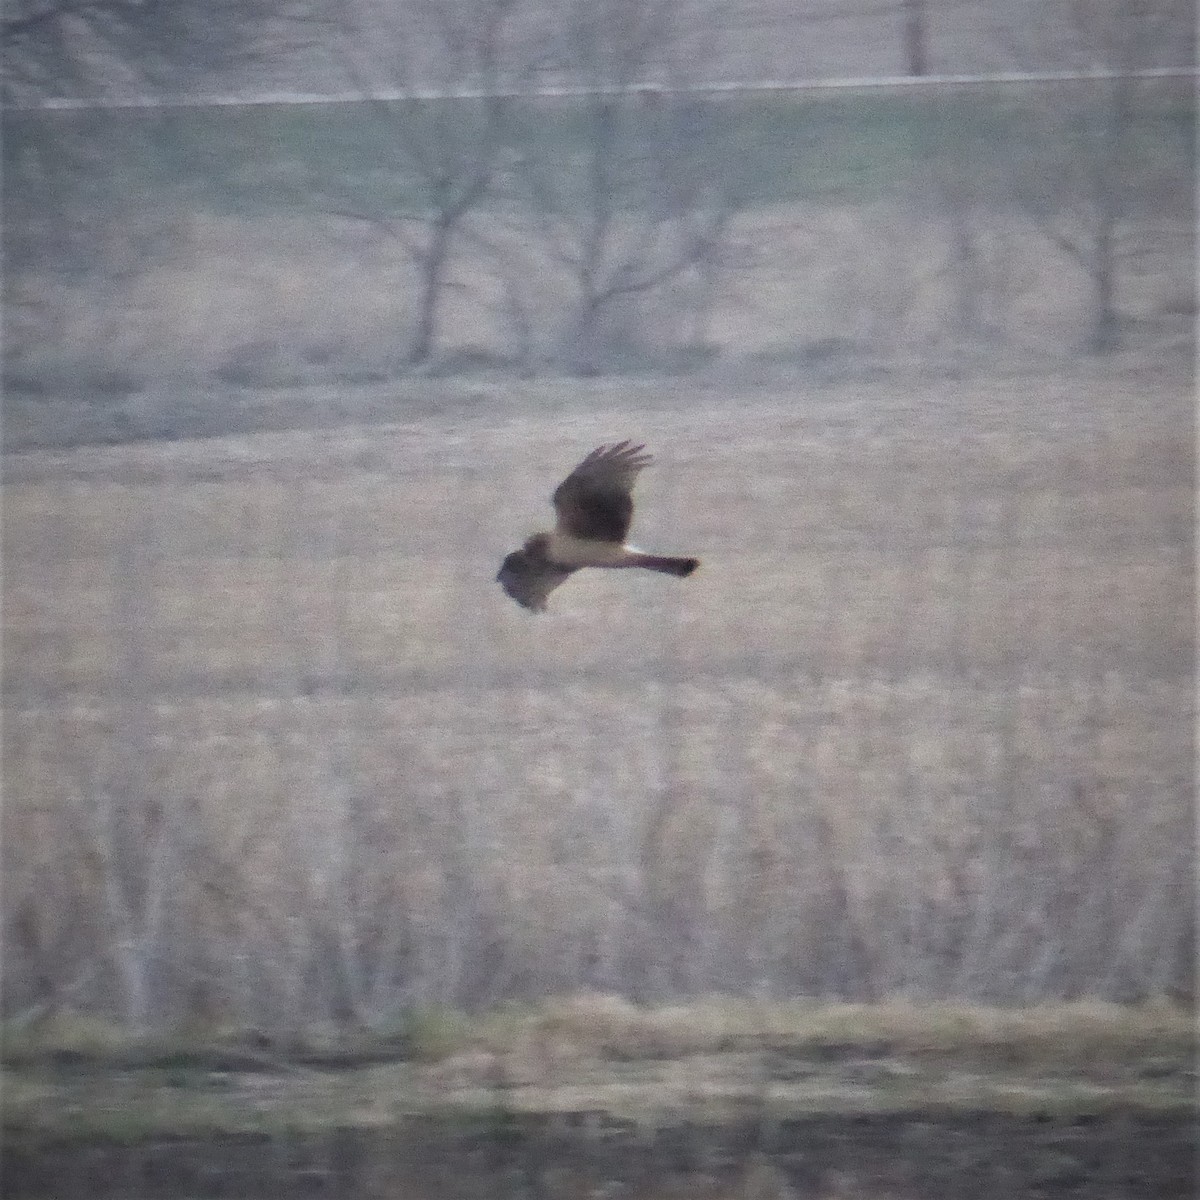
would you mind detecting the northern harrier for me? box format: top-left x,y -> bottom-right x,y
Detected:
497,441 -> 700,612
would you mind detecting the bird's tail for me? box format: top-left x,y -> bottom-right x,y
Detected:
628,553 -> 700,577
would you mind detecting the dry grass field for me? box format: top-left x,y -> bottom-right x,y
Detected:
2,358 -> 1192,1029
4,18 -> 1195,1199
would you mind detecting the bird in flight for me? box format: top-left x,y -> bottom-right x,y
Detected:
497,441 -> 700,612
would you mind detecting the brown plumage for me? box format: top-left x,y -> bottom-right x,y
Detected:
497,441 -> 700,612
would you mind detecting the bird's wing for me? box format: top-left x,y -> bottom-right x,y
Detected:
496,548 -> 577,613
552,441 -> 654,543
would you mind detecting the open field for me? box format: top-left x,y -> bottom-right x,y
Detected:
4,11 -> 1195,1197
2,361 -> 1193,1028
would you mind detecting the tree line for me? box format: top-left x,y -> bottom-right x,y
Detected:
2,0 -> 1192,379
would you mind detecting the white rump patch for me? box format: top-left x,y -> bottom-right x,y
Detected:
546,532 -> 639,567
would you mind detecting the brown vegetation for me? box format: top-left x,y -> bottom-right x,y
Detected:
2,364 -> 1192,1030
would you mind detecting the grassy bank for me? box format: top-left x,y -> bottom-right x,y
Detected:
3,998 -> 1195,1144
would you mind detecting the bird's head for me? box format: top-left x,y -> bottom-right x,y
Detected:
496,545 -> 543,611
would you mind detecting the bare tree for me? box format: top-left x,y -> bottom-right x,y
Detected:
1001,0 -> 1192,353
1,0 -> 322,103
513,0 -> 741,373
902,0 -> 928,76
332,0 -> 525,366
2,0 -> 330,394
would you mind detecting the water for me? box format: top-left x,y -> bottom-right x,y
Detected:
5,1113 -> 1193,1199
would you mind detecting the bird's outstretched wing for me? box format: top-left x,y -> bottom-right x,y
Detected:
496,547 -> 577,613
552,441 -> 654,543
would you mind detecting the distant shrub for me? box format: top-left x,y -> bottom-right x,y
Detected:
213,340 -> 304,388
2,1010 -> 129,1059
423,347 -> 517,377
3,357 -> 144,401
402,1005 -> 472,1062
